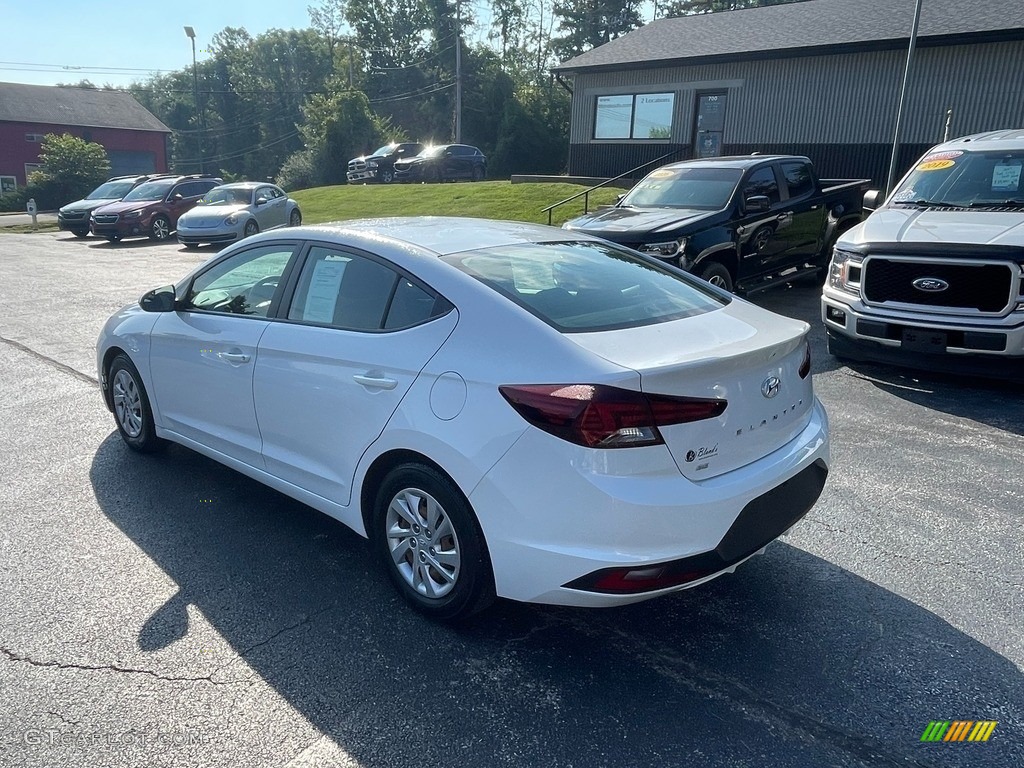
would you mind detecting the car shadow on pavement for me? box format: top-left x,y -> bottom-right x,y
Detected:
89,434 -> 1023,768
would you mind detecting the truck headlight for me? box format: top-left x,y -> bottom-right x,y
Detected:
638,238 -> 687,258
367,160 -> 378,168
828,248 -> 863,295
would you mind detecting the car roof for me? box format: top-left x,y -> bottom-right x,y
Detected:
929,129 -> 1024,153
663,155 -> 807,171
303,216 -> 596,257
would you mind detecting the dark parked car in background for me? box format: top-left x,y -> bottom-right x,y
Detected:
58,174 -> 169,238
90,174 -> 222,243
347,142 -> 425,184
393,144 -> 487,183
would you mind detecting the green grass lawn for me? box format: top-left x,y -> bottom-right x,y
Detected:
0,181 -> 619,235
292,180 -> 622,228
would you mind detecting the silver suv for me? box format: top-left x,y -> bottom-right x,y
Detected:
822,129 -> 1024,381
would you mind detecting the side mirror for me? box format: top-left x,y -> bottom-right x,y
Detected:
255,197 -> 268,206
863,189 -> 881,211
172,193 -> 184,202
616,193 -> 626,204
139,285 -> 176,313
745,195 -> 770,213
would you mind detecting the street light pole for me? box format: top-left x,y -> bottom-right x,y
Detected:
183,26 -> 206,174
885,0 -> 924,197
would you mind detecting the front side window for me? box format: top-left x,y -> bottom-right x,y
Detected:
743,167 -> 780,205
288,246 -> 448,331
595,93 -> 674,140
186,245 -> 296,317
442,241 -> 727,332
891,150 -> 1024,207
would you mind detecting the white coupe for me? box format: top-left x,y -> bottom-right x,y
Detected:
98,217 -> 830,619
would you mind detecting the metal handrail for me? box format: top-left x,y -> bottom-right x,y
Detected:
542,149 -> 685,225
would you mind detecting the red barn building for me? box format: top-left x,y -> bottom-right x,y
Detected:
0,82 -> 170,197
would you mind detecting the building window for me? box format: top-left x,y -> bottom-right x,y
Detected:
25,133 -> 45,142
594,93 -> 674,140
24,163 -> 42,181
0,176 -> 16,197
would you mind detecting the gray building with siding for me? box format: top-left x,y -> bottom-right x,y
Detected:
552,0 -> 1024,185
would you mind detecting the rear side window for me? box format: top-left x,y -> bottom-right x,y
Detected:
288,246 -> 448,331
442,241 -> 727,332
781,162 -> 814,198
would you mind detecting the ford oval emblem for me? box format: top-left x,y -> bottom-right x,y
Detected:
912,277 -> 949,292
761,375 -> 781,399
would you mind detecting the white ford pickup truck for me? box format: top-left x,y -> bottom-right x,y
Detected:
821,129 -> 1024,381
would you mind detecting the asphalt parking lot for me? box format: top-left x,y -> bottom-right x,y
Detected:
0,231 -> 1021,768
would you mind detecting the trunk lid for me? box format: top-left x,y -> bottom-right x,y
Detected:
568,300 -> 814,480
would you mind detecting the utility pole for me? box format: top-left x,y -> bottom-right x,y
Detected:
454,0 -> 462,143
184,26 -> 206,174
885,0 -> 924,197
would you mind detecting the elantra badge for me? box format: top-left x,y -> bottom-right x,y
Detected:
761,376 -> 781,399
912,277 -> 949,292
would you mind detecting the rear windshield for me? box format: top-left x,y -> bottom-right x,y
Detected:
441,240 -> 728,332
123,180 -> 174,202
891,150 -> 1024,207
87,180 -> 135,200
621,167 -> 742,209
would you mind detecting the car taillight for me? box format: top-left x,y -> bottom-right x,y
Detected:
799,343 -> 811,379
498,384 -> 727,449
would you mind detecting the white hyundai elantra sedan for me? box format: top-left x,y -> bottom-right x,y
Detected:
97,217 -> 830,619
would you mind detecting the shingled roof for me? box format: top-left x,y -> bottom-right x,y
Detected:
554,0 -> 1024,72
0,82 -> 170,132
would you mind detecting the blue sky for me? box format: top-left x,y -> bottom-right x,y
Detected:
0,2 -> 323,88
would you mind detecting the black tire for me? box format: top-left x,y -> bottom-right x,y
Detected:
72,229 -> 89,238
471,165 -> 484,182
243,219 -> 259,238
108,354 -> 166,453
150,215 -> 171,241
373,463 -> 495,620
698,260 -> 735,292
380,169 -> 395,184
289,209 -> 302,227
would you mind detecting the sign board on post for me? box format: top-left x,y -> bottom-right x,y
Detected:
26,198 -> 37,228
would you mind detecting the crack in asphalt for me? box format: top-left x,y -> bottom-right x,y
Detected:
216,607 -> 335,677
1,645 -> 243,686
549,616 -> 940,768
0,335 -> 98,386
803,518 -> 1024,588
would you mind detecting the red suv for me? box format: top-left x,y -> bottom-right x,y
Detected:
90,174 -> 222,242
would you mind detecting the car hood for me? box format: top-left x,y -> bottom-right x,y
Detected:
179,204 -> 249,222
61,197 -> 118,213
395,156 -> 427,167
563,206 -> 718,237
93,200 -> 157,215
843,206 -> 1024,247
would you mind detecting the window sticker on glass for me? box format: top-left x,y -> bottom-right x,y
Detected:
991,162 -> 1022,191
304,257 -> 349,323
892,188 -> 916,201
916,159 -> 955,172
921,150 -> 963,162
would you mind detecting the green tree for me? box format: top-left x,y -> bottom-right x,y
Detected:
551,0 -> 643,60
659,0 -> 805,17
28,134 -> 110,208
298,87 -> 392,185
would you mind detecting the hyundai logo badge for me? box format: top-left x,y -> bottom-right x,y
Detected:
912,277 -> 949,293
761,376 -> 781,399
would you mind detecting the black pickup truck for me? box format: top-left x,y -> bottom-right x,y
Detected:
563,155 -> 871,293
347,142 -> 425,184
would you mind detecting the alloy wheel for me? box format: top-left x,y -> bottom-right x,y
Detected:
385,488 -> 461,599
112,369 -> 143,438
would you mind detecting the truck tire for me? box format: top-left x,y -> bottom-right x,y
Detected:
381,169 -> 395,184
699,261 -> 734,292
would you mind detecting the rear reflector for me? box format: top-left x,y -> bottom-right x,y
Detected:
499,384 -> 727,449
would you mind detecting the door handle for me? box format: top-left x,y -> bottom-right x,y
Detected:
218,350 -> 251,364
353,374 -> 398,390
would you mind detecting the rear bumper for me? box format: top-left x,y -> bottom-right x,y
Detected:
471,398 -> 830,606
